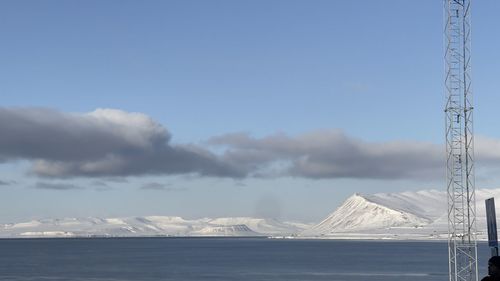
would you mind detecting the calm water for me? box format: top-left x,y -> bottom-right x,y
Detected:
0,238 -> 491,281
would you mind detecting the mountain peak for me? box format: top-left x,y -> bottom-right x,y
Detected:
302,188 -> 500,240
302,191 -> 432,237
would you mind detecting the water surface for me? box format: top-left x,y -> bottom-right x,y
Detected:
0,238 -> 490,281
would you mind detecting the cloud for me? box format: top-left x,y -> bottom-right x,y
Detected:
140,182 -> 185,191
34,182 -> 82,190
0,180 -> 15,186
475,136 -> 500,164
208,130 -> 444,180
206,132 -> 500,180
90,181 -> 114,191
91,180 -> 109,187
0,107 -> 241,178
101,177 -> 129,183
3,107 -> 500,182
234,181 -> 247,187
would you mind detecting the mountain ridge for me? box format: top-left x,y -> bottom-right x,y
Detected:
3,188 -> 500,239
0,216 -> 309,238
301,188 -> 500,240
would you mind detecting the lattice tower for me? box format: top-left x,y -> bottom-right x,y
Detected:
444,0 -> 478,281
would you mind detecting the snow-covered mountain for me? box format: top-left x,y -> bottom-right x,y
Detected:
192,224 -> 261,236
208,217 -> 305,235
301,188 -> 500,240
3,188 -> 500,239
303,193 -> 431,234
0,216 -> 309,238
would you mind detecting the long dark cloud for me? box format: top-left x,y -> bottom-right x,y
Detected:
208,130 -> 444,180
207,131 -> 500,180
2,107 -> 499,181
0,107 -> 241,178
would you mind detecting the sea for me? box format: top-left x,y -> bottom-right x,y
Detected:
0,237 -> 491,281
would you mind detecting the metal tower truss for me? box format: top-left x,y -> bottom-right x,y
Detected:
444,0 -> 478,281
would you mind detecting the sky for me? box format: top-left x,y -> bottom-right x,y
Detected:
1,0 -> 500,224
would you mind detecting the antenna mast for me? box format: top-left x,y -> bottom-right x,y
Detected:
444,0 -> 478,280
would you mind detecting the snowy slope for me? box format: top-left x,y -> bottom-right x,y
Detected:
208,217 -> 304,235
0,216 -> 309,238
192,224 -> 262,236
302,188 -> 500,240
3,188 -> 500,239
301,193 -> 431,236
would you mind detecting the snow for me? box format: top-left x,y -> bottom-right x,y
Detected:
0,216 -> 309,238
7,220 -> 43,229
105,218 -> 126,225
301,193 -> 430,237
3,188 -> 500,239
20,231 -> 75,237
301,188 -> 500,240
207,217 -> 305,235
192,224 -> 262,236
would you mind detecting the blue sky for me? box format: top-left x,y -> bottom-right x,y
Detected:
1,1 -> 500,223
